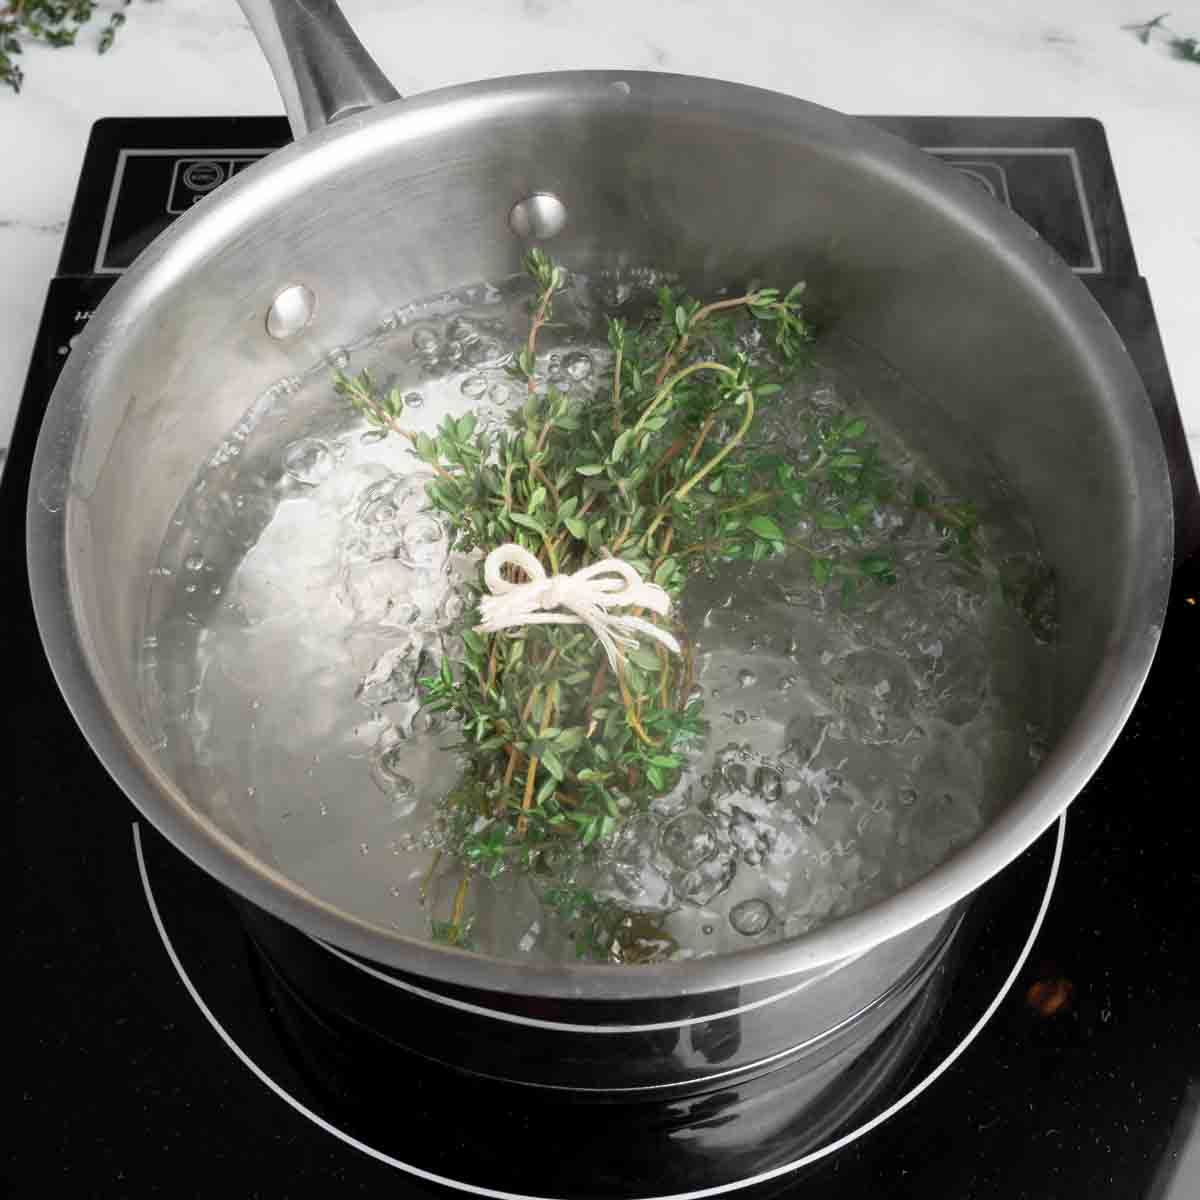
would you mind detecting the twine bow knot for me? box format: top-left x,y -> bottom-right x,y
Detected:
475,544 -> 682,671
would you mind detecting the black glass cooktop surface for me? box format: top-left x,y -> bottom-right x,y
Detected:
9,115 -> 1199,1199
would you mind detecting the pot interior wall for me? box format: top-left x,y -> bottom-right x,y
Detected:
44,75 -> 1168,973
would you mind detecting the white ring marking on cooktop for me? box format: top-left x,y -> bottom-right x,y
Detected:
135,815 -> 1064,1200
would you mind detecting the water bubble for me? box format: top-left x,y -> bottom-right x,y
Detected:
184,583 -> 198,594
563,351 -> 593,380
360,843 -> 370,855
389,473 -> 435,514
356,642 -> 418,707
412,327 -> 439,355
702,924 -> 715,936
326,347 -> 350,369
184,554 -> 205,572
737,669 -> 757,689
282,438 -> 335,486
397,515 -> 447,570
591,814 -> 675,913
755,767 -> 784,803
728,807 -> 770,863
459,335 -> 490,365
384,600 -> 421,628
487,383 -> 512,406
403,391 -> 424,409
357,486 -> 400,529
470,337 -> 506,366
661,811 -> 718,870
361,429 -> 387,445
371,726 -> 418,812
460,374 -> 488,400
720,758 -> 749,790
678,854 -> 737,906
733,710 -> 749,725
390,775 -> 416,805
729,898 -> 773,936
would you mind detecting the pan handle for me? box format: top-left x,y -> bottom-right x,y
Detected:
237,0 -> 401,139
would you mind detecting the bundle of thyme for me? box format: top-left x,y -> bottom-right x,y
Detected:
335,252 -> 978,959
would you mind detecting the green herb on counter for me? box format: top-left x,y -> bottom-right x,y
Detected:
1167,35 -> 1199,62
2,1 -> 133,94
1123,13 -> 1200,62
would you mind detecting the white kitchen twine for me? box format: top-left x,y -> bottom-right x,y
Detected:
475,543 -> 681,671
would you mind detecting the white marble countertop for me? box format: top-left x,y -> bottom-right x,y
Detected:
2,0 -> 1198,473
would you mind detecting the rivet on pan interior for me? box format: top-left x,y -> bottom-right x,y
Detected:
508,193 -> 568,240
266,284 -> 317,339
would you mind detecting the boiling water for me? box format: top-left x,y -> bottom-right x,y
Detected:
141,271 -> 1057,963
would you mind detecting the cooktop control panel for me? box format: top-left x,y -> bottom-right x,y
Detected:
59,115 -> 1132,279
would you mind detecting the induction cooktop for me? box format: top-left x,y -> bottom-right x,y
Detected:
8,115 -> 1199,1199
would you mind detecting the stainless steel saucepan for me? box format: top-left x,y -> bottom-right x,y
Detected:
26,0 -> 1172,1093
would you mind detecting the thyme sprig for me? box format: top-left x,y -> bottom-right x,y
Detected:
1123,13 -> 1200,62
2,1 -> 131,94
338,252 -> 978,958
